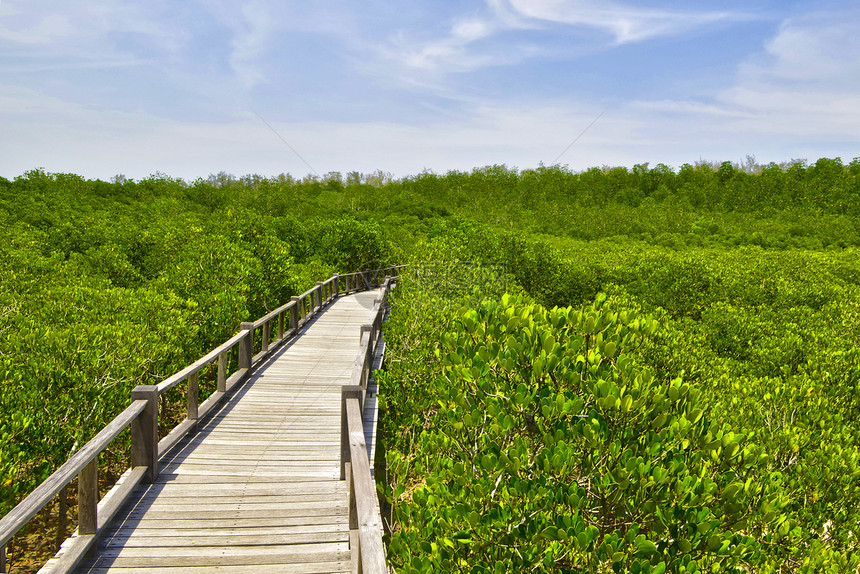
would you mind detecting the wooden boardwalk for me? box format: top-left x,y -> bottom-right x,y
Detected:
57,289 -> 383,574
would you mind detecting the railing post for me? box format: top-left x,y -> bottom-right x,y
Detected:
278,311 -> 285,340
316,282 -> 324,310
187,371 -> 199,423
334,274 -> 340,298
217,351 -> 227,393
77,458 -> 98,535
290,297 -> 299,332
131,385 -> 159,483
262,320 -> 270,353
239,323 -> 254,370
1,544 -> 5,574
341,386 -> 363,480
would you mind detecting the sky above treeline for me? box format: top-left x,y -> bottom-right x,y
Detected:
2,0 -> 859,181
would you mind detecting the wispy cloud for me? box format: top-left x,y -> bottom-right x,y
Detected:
387,16 -> 503,74
0,12 -> 73,45
718,11 -> 860,137
504,0 -> 739,44
620,9 -> 860,163
0,0 -> 184,65
228,2 -> 275,90
382,0 -> 743,81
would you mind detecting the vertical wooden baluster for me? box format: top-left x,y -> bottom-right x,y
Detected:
334,274 -> 340,299
78,458 -> 98,535
290,297 -> 299,333
55,484 -> 67,552
132,385 -> 159,483
262,321 -> 270,353
316,282 -> 324,311
217,351 -> 227,393
239,323 -> 254,371
1,544 -> 6,574
187,371 -> 199,424
278,311 -> 284,341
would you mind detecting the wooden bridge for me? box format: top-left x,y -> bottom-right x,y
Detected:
0,268 -> 403,574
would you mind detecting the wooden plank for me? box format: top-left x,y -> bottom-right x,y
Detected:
80,562 -> 351,574
94,542 -> 349,559
108,516 -> 346,530
107,525 -> 347,538
100,532 -> 348,548
81,563 -> 350,574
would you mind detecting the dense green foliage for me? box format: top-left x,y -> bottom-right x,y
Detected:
3,157 -> 860,571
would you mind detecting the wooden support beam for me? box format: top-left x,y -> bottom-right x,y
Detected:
278,311 -> 284,340
217,351 -> 227,393
77,458 -> 98,535
239,323 -> 254,370
290,297 -> 299,332
131,386 -> 159,483
262,320 -> 271,353
187,371 -> 199,422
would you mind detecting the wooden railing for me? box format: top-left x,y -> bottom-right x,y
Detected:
0,265 -> 404,574
341,276 -> 395,574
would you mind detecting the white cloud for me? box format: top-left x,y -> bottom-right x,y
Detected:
615,10 -> 860,165
716,12 -> 860,138
504,0 -> 737,44
228,2 -> 275,90
0,1 -> 185,69
383,0 -> 742,82
389,16 -> 503,73
192,0 -> 278,91
0,12 -> 73,45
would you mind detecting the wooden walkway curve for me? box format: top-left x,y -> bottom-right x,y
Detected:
67,289 -> 381,573
0,268 -> 400,574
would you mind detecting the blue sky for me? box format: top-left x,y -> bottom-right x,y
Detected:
2,0 -> 859,181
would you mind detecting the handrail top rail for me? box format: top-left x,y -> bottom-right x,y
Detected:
296,284 -> 319,301
252,300 -> 296,329
0,399 -> 148,547
156,329 -> 248,393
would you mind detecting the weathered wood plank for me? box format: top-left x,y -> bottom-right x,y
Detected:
108,522 -> 347,539
79,560 -> 350,574
100,532 -> 348,548
109,516 -> 346,529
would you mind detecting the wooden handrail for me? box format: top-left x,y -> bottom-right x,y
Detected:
0,265 -> 404,574
343,390 -> 387,574
340,274 -> 396,573
0,400 -> 147,548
